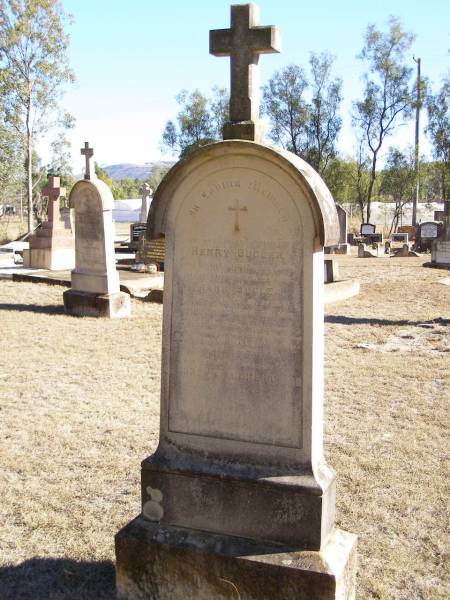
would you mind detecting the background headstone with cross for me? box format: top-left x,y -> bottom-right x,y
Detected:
116,4 -> 356,599
129,183 -> 153,251
63,144 -> 131,318
22,175 -> 75,270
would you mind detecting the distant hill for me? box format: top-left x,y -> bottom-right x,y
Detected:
103,161 -> 174,181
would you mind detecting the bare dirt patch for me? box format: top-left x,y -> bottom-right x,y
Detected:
0,256 -> 449,599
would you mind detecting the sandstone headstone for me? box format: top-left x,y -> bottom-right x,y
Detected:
63,143 -> 131,318
22,175 -> 75,270
431,201 -> 450,267
116,6 -> 356,599
116,138 -> 356,600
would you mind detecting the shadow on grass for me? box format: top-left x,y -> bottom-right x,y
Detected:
325,315 -> 450,327
0,558 -> 116,600
0,303 -> 65,315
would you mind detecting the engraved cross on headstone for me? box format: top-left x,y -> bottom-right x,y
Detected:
81,142 -> 95,180
210,3 -> 281,141
42,175 -> 66,224
228,198 -> 248,232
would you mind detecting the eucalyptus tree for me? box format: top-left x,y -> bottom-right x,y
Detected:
0,0 -> 75,232
161,87 -> 228,158
353,16 -> 415,222
426,76 -> 450,201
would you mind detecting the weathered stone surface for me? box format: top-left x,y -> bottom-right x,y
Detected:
22,175 -> 75,270
70,179 -> 119,295
141,456 -> 335,549
63,289 -> 131,318
324,258 -> 339,283
64,144 -> 131,318
115,518 -> 357,600
210,4 -> 281,140
336,205 -> 347,244
116,10 -> 357,594
324,279 -> 360,304
416,221 -> 441,253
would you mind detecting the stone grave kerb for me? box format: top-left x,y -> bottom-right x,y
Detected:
210,3 -> 281,141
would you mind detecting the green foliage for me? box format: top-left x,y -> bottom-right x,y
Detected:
262,55 -> 342,176
262,64 -> 309,155
379,147 -> 415,233
0,118 -> 22,204
0,0 -> 75,231
94,163 -> 113,188
161,87 -> 229,157
111,178 -> 141,200
323,157 -> 358,205
353,16 -> 415,221
426,76 -> 450,200
147,164 -> 171,191
305,53 -> 342,174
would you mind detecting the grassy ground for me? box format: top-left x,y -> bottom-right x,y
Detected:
0,256 -> 449,599
0,217 -> 28,244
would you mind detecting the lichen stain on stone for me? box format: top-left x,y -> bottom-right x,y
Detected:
143,486 -> 164,521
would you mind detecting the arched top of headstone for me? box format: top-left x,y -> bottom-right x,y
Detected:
147,140 -> 339,247
68,177 -> 115,211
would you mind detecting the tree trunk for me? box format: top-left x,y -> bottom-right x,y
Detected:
365,152 -> 379,223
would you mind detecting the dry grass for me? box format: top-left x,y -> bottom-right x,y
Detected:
0,217 -> 28,244
0,256 -> 449,599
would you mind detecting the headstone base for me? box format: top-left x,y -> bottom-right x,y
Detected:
141,454 -> 335,550
63,289 -> 130,318
324,279 -> 360,304
431,242 -> 450,267
22,247 -> 75,270
115,517 -> 357,600
223,120 -> 256,141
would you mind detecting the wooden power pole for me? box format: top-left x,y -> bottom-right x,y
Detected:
412,57 -> 421,226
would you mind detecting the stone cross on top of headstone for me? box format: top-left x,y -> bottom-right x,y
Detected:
81,142 -> 96,180
42,175 -> 66,224
210,3 -> 281,141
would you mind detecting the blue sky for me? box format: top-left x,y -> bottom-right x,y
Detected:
39,0 -> 450,170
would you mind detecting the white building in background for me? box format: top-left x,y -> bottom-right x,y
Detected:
113,198 -> 153,223
343,201 -> 444,228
